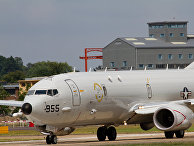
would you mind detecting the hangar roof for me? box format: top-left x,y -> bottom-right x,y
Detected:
119,37 -> 194,48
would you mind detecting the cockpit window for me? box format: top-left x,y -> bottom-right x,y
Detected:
53,89 -> 58,95
35,90 -> 47,95
27,90 -> 35,95
47,89 -> 53,96
47,89 -> 59,96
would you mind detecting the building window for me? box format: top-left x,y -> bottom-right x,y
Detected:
148,64 -> 153,68
180,33 -> 184,37
178,54 -> 183,59
168,54 -> 173,60
122,61 -> 127,67
156,64 -> 165,69
168,24 -> 186,28
110,62 -> 115,67
169,33 -> 174,37
149,34 -> 154,38
188,54 -> 193,59
160,34 -> 165,37
149,25 -> 164,29
139,64 -> 144,68
168,24 -> 176,28
177,24 -> 185,28
158,54 -> 163,60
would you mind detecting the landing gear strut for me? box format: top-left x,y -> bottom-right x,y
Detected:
164,130 -> 185,139
46,135 -> 57,144
97,126 -> 117,141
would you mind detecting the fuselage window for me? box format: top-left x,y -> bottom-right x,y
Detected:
35,90 -> 47,95
27,90 -> 35,95
53,89 -> 58,95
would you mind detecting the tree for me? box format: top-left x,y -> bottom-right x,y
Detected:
0,56 -> 24,76
0,86 -> 10,100
0,106 -> 11,116
26,61 -> 73,77
2,70 -> 25,83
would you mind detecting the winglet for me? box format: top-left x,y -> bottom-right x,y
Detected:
185,62 -> 194,70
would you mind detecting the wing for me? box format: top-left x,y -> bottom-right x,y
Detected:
132,99 -> 194,114
127,99 -> 194,124
0,100 -> 24,107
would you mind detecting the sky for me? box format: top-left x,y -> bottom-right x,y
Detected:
0,0 -> 194,71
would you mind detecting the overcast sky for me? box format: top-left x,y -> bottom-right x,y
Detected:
0,0 -> 194,71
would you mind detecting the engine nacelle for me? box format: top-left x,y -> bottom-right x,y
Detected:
153,104 -> 193,131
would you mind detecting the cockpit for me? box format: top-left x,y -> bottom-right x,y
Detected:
27,89 -> 59,96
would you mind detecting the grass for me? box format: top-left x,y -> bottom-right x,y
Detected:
0,138 -> 43,142
0,130 -> 41,136
1,124 -> 194,136
72,125 -> 164,135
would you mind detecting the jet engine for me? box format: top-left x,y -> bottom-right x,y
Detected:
153,104 -> 193,131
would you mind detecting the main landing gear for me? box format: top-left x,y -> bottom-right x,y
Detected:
97,126 -> 117,141
46,135 -> 57,144
164,130 -> 185,139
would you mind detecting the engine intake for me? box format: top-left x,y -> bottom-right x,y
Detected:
153,104 -> 193,131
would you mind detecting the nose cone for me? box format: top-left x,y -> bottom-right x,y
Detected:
21,103 -> 32,115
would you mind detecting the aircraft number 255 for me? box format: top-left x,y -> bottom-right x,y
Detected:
45,104 -> 60,112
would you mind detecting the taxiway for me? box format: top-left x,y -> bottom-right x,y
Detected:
1,132 -> 194,146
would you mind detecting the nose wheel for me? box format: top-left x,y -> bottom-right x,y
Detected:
46,135 -> 57,144
97,126 -> 117,141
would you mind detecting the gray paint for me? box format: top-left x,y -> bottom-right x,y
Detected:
148,21 -> 188,42
103,21 -> 194,70
103,38 -> 136,69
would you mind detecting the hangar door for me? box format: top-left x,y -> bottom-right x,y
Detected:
65,79 -> 81,106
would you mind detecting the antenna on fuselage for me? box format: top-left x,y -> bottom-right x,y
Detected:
144,66 -> 147,71
73,67 -> 76,72
130,66 -> 133,71
89,68 -> 92,72
178,66 -> 180,70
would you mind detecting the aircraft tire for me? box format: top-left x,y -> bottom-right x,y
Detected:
107,126 -> 117,141
97,126 -> 107,141
46,135 -> 52,144
164,131 -> 174,139
175,130 -> 184,138
51,135 -> 57,144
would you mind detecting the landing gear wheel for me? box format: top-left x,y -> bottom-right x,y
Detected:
46,135 -> 52,144
97,126 -> 107,141
51,135 -> 57,144
46,135 -> 57,144
107,126 -> 117,141
175,130 -> 184,138
164,131 -> 174,139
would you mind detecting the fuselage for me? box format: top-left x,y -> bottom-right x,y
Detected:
24,69 -> 194,129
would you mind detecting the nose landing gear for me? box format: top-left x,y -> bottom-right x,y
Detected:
97,126 -> 117,141
46,135 -> 57,144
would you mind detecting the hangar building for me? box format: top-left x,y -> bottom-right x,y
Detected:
103,21 -> 194,70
